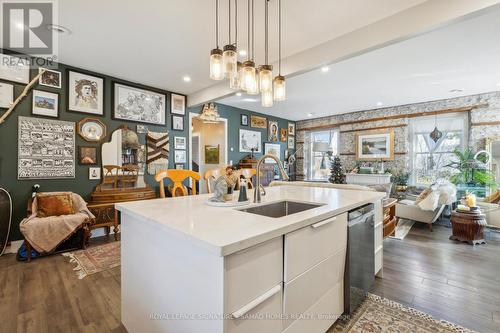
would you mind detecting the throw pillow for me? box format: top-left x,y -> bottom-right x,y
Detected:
415,187 -> 432,205
416,185 -> 440,211
36,193 -> 74,218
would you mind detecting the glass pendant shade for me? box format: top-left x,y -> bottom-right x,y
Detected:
210,49 -> 224,80
241,60 -> 256,92
247,69 -> 260,95
261,89 -> 273,107
273,75 -> 286,101
259,65 -> 273,93
229,62 -> 242,90
222,45 -> 237,78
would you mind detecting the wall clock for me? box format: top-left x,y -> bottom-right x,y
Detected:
77,117 -> 107,142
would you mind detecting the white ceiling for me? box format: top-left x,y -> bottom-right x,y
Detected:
51,0 -> 427,94
219,5 -> 500,120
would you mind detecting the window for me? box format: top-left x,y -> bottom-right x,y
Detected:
409,113 -> 468,186
304,129 -> 339,180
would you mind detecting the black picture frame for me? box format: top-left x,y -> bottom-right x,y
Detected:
66,69 -> 105,116
241,114 -> 248,126
31,89 -> 60,119
171,115 -> 184,131
78,146 -> 98,165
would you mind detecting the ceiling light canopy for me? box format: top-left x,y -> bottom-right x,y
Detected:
183,76 -> 191,82
321,66 -> 330,73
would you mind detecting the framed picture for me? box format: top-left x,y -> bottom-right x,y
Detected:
39,68 -> 62,88
113,82 -> 166,124
268,120 -> 278,142
0,54 -> 29,84
241,114 -> 248,126
239,129 -> 262,153
205,145 -> 220,164
264,143 -> 281,164
280,128 -> 287,142
136,124 -> 149,134
175,164 -> 184,170
288,123 -> 295,136
79,146 -> 98,165
89,167 -> 101,180
251,115 -> 267,129
174,136 -> 186,149
68,70 -> 104,115
288,136 -> 295,149
32,90 -> 58,118
77,117 -> 107,142
0,82 -> 14,109
171,93 -> 186,115
172,115 -> 184,131
174,150 -> 186,163
355,130 -> 394,161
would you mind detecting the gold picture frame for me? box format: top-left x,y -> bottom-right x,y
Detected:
250,115 -> 267,129
355,129 -> 394,161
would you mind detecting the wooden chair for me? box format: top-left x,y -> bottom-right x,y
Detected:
120,164 -> 139,188
154,169 -> 201,198
240,168 -> 257,189
101,165 -> 121,189
204,167 -> 224,193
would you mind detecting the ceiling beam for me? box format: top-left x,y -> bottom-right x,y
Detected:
188,0 -> 500,107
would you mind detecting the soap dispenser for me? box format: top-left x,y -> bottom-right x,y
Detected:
238,175 -> 248,202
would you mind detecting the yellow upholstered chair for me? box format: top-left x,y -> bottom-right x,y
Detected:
154,169 -> 201,198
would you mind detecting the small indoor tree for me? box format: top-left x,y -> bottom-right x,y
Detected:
329,155 -> 345,184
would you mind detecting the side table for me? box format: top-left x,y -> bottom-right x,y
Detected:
382,198 -> 398,238
450,209 -> 487,245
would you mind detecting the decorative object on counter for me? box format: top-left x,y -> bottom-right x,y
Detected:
250,115 -> 267,129
355,129 -> 394,161
89,167 -> 101,180
329,155 -> 345,184
287,136 -> 295,149
240,114 -> 248,126
0,188 -> 12,256
174,136 -> 186,149
0,82 -> 14,108
77,117 -> 106,142
136,124 -> 149,134
79,146 -> 98,165
280,128 -> 287,142
209,175 -> 228,203
224,185 -> 234,202
32,89 -> 59,118
0,53 -> 30,83
146,131 -> 169,175
264,143 -> 281,163
171,93 -> 186,115
288,122 -> 295,136
18,116 -> 75,179
268,120 -> 278,141
205,144 -> 220,164
199,103 -> 221,123
450,208 -> 487,245
204,167 -> 224,193
68,70 -> 104,115
113,82 -> 166,124
172,115 -> 184,130
155,169 -> 200,197
239,129 -> 262,153
238,176 -> 248,202
38,68 -> 62,88
174,150 -> 186,163
63,241 -> 120,279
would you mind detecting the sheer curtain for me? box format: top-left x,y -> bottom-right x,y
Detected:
304,129 -> 339,181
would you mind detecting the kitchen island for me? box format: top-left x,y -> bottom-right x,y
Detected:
116,185 -> 385,333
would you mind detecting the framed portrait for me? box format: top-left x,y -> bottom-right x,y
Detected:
264,143 -> 281,164
0,82 -> 14,109
0,54 -> 29,84
113,82 -> 166,124
136,124 -> 149,134
68,70 -> 104,115
39,68 -> 62,88
89,167 -> 101,180
241,114 -> 248,126
250,115 -> 267,129
174,150 -> 186,163
79,146 -> 98,165
288,122 -> 296,136
171,93 -> 186,115
174,136 -> 186,149
280,128 -> 287,142
32,90 -> 58,118
288,136 -> 295,149
205,145 -> 220,164
355,130 -> 394,161
239,129 -> 261,153
77,117 -> 107,142
172,115 -> 184,131
268,120 -> 278,142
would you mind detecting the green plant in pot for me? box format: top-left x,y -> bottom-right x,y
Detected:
392,171 -> 411,192
446,148 -> 496,190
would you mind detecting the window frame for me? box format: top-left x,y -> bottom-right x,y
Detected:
304,128 -> 339,181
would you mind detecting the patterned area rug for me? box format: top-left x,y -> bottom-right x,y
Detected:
330,293 -> 476,333
62,241 -> 120,279
389,219 -> 415,240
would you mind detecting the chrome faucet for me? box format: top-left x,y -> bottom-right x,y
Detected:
254,154 -> 289,203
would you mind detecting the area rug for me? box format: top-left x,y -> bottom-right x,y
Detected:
62,241 -> 120,279
330,293 -> 476,333
389,219 -> 414,240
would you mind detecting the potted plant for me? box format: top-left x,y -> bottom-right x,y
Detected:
392,171 -> 411,192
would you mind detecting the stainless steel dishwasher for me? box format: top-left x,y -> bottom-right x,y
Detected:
343,203 -> 375,315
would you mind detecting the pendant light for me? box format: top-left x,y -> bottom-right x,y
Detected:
259,0 -> 273,106
229,0 -> 241,89
246,0 -> 259,95
210,0 -> 224,80
242,0 -> 257,93
222,0 -> 237,78
429,113 -> 443,143
273,0 -> 285,101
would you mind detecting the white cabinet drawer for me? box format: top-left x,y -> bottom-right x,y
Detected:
226,284 -> 282,333
283,249 -> 346,329
224,237 -> 283,314
284,213 -> 347,282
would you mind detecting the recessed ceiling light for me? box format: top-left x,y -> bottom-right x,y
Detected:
321,66 -> 329,73
46,24 -> 71,35
376,102 -> 383,107
236,92 -> 242,97
238,50 -> 247,57
450,89 -> 463,93
307,113 -> 314,117
183,76 -> 191,82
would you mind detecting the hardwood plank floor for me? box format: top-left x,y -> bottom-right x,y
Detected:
1,225 -> 499,333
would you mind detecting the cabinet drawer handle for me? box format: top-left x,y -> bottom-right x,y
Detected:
231,284 -> 281,319
311,217 -> 336,229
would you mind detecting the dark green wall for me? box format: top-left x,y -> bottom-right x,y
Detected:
0,56 -> 295,241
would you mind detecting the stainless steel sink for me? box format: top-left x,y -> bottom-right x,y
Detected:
238,200 -> 324,218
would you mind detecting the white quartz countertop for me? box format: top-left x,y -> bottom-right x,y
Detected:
116,186 -> 385,256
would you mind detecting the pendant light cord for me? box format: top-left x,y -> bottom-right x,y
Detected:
264,0 -> 268,65
247,0 -> 250,60
228,0 -> 232,44
252,0 -> 255,61
278,0 -> 281,74
216,0 -> 219,48
234,0 -> 238,47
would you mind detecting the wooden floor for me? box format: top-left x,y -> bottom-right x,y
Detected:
1,225 -> 499,333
